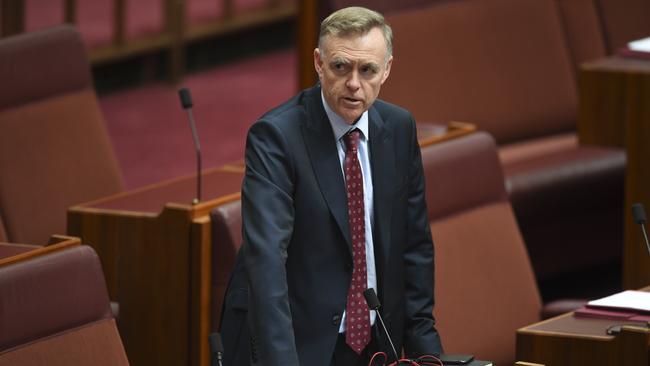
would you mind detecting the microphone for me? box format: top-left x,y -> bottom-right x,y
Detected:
632,203 -> 650,256
178,88 -> 202,205
363,288 -> 401,364
209,332 -> 224,366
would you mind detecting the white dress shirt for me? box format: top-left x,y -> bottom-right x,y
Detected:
321,92 -> 377,332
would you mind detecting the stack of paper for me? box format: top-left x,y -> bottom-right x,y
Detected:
628,37 -> 650,53
618,36 -> 650,60
574,290 -> 650,322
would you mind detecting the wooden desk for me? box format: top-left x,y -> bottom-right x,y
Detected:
578,56 -> 650,289
67,122 -> 476,366
68,165 -> 244,366
517,286 -> 650,366
517,310 -> 649,365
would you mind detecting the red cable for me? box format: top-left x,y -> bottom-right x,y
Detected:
368,352 -> 443,366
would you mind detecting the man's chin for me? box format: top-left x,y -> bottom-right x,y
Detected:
338,108 -> 364,124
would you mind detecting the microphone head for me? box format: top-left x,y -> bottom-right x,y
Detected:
363,288 -> 381,310
632,203 -> 647,224
178,88 -> 193,109
209,332 -> 224,354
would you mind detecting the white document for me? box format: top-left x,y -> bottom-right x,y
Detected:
588,290 -> 650,312
628,37 -> 650,52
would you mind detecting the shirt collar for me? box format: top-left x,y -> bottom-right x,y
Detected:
321,90 -> 369,142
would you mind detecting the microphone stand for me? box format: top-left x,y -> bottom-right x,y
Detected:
209,332 -> 224,366
178,88 -> 202,204
363,289 -> 401,364
632,203 -> 650,256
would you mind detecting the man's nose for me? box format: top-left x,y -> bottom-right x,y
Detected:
346,71 -> 361,90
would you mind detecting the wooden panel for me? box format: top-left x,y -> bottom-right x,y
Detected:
297,0 -> 319,90
67,205 -> 193,366
165,0 -> 184,84
113,0 -> 126,45
517,325 -> 649,365
190,216 -> 212,366
624,69 -> 650,289
64,0 -> 76,24
67,166 -> 243,366
223,0 -> 234,18
578,66 -> 626,147
2,0 -> 296,82
517,287 -> 650,366
0,0 -> 24,37
185,4 -> 296,42
577,56 -> 650,289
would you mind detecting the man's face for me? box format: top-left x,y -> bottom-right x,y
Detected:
314,27 -> 393,124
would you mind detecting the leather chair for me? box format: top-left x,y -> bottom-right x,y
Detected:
0,25 -> 123,245
210,199 -> 244,331
379,0 -> 625,295
421,132 -> 543,366
0,243 -> 129,365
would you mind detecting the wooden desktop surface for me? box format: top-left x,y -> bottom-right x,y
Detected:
517,287 -> 650,366
578,55 -> 650,289
67,121 -> 475,366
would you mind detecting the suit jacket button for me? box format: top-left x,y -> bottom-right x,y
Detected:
332,314 -> 341,325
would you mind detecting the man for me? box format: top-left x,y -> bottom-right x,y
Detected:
220,6 -> 443,366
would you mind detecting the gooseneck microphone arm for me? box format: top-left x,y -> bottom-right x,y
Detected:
178,88 -> 202,204
209,332 -> 224,366
632,203 -> 650,256
363,288 -> 401,363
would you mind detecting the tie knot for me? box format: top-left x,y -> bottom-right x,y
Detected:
343,129 -> 361,153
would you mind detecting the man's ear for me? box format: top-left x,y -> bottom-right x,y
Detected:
381,55 -> 393,85
314,48 -> 323,80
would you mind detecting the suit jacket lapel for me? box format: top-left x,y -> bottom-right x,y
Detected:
368,106 -> 395,293
301,87 -> 353,252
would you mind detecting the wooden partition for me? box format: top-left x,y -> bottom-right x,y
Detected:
1,0 -> 296,82
517,288 -> 650,366
578,56 -> 650,289
68,165 -> 244,366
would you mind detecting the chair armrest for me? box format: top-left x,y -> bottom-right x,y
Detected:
0,243 -> 40,259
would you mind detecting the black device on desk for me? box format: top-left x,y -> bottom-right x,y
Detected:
439,355 -> 493,366
439,354 -> 474,365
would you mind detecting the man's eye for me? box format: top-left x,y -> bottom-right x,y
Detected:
334,63 -> 345,70
361,66 -> 377,75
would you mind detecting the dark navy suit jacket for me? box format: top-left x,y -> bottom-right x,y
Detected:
220,85 -> 443,366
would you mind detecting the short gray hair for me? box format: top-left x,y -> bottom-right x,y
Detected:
318,6 -> 393,57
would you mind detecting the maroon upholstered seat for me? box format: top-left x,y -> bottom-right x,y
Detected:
0,244 -> 129,365
555,0 -> 608,69
421,132 -> 542,366
0,25 -> 123,245
210,199 -> 243,331
380,0 -> 625,291
0,242 -> 40,259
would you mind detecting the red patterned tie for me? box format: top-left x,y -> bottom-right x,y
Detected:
343,129 -> 371,354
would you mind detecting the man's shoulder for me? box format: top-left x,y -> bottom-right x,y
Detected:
256,86 -> 318,129
372,98 -> 415,134
372,98 -> 413,122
